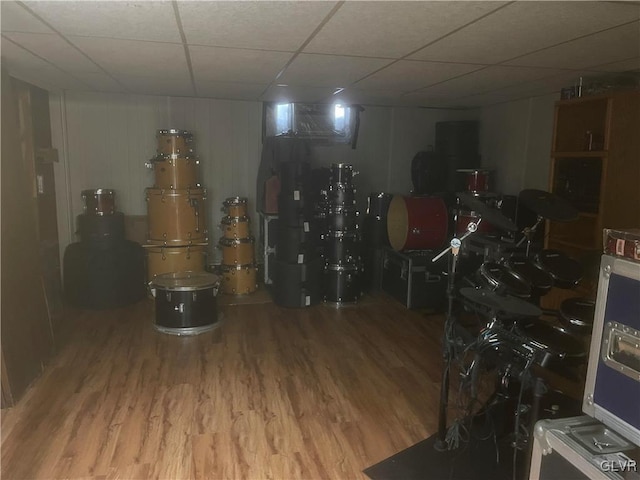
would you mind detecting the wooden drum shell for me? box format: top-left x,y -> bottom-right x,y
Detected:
386,195 -> 448,251
219,237 -> 255,265
221,216 -> 251,239
222,197 -> 248,218
151,156 -> 199,190
146,245 -> 207,280
156,129 -> 193,155
146,188 -> 207,245
220,264 -> 258,295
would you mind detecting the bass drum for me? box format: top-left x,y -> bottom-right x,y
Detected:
220,264 -> 257,295
146,244 -> 207,280
387,196 -> 448,251
146,188 -> 207,245
147,154 -> 199,189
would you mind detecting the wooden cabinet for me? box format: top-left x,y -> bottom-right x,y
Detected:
544,91 -> 640,307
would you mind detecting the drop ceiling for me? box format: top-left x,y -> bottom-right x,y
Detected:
1,1 -> 639,108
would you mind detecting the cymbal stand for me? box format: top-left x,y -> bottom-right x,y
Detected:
433,222 -> 478,452
516,215 -> 544,257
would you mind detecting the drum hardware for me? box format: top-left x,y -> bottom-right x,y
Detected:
457,192 -> 518,233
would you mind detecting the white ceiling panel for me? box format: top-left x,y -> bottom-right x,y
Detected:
278,53 -> 391,88
190,46 -> 292,84
1,36 -> 54,70
178,1 -> 337,51
3,32 -> 101,73
409,1 -> 640,64
506,22 -> 640,70
196,81 -> 268,101
71,71 -> 127,93
413,66 -> 571,98
305,1 -> 506,59
335,88 -> 421,107
589,57 -> 640,72
69,37 -> 188,79
1,1 -> 54,34
9,65 -> 92,91
117,74 -> 194,97
261,85 -> 337,103
355,60 -> 484,91
22,0 -> 181,43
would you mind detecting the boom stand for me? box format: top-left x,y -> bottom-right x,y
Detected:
432,223 -> 477,451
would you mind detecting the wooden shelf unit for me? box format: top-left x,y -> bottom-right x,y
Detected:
544,90 -> 640,308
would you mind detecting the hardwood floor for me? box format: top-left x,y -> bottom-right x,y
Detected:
1,294 -> 448,479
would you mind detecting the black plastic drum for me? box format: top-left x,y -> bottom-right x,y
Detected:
327,206 -> 360,231
277,192 -> 315,226
330,163 -> 355,185
279,161 -> 311,193
479,262 -> 532,298
559,297 -> 595,335
519,321 -> 587,368
149,271 -> 220,335
325,231 -> 361,265
505,257 -> 554,297
327,183 -> 356,206
534,249 -> 583,289
325,264 -> 362,304
273,258 -> 323,308
363,216 -> 389,248
77,212 -> 125,249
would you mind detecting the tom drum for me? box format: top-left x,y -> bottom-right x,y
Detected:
146,188 -> 207,245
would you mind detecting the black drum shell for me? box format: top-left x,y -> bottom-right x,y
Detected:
77,212 -> 125,249
366,192 -> 393,218
327,207 -> 360,231
325,265 -> 362,303
330,163 -> 354,185
325,232 -> 361,265
327,184 -> 356,206
154,286 -> 218,329
362,216 -> 389,249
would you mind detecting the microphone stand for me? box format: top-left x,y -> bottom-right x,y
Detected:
433,222 -> 478,451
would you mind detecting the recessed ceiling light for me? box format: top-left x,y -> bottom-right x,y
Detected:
333,88 -> 345,95
276,84 -> 288,87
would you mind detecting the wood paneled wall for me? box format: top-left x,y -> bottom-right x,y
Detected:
49,91 -> 480,264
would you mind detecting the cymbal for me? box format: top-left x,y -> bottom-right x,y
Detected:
460,287 -> 542,317
518,189 -> 578,222
457,192 -> 518,232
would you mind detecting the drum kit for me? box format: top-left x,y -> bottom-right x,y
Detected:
433,186 -> 596,453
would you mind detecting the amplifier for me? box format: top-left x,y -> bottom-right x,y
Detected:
583,254 -> 640,447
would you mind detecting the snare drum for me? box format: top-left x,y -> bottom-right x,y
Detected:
534,249 -> 583,289
222,197 -> 248,218
457,169 -> 492,194
145,244 -> 207,280
479,262 -> 531,298
149,271 -> 220,336
146,188 -> 207,245
218,237 -> 255,265
82,189 -> 115,215
156,129 -> 193,155
220,264 -> 258,295
147,154 -> 199,189
387,195 -> 448,251
220,215 -> 251,239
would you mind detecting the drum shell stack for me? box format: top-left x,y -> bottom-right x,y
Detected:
218,197 -> 258,295
273,161 -> 323,308
65,189 -> 145,308
323,163 -> 362,304
362,192 -> 392,292
145,130 -> 208,280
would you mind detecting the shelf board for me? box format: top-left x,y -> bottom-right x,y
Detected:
551,151 -> 607,158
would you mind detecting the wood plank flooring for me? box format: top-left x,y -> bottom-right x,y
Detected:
2,294 -> 448,479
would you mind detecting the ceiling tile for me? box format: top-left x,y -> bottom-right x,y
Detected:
277,53 -> 392,88
334,88 -> 415,107
260,85 -> 337,104
69,37 -> 188,78
305,1 -> 506,58
8,65 -> 92,91
22,1 -> 181,43
589,57 -> 640,72
116,74 -> 194,97
3,32 -> 101,72
178,1 -> 337,51
190,46 -> 292,84
413,66 -> 571,97
506,22 -> 640,69
410,1 -> 640,64
1,36 -> 54,70
1,1 -> 54,33
196,81 -> 267,101
72,71 -> 127,93
355,60 -> 484,91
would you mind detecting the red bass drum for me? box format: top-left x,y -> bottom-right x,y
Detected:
386,195 -> 448,251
